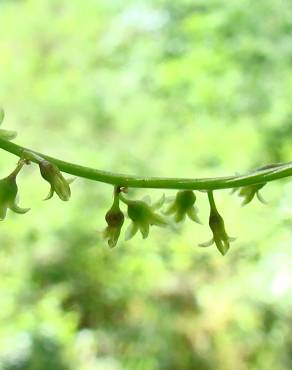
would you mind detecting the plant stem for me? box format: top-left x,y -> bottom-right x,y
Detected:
0,137 -> 292,191
207,191 -> 217,212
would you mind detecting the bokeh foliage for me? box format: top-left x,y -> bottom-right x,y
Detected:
1,0 -> 292,369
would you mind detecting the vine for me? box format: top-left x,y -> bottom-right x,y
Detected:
0,108 -> 290,255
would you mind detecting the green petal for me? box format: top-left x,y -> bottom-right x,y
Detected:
174,211 -> 185,223
9,203 -> 30,214
54,176 -> 71,201
107,228 -> 121,248
214,239 -> 230,256
139,223 -> 150,239
187,208 -> 202,224
256,191 -> 267,204
198,238 -> 214,248
241,194 -> 254,206
43,186 -> 54,201
125,223 -> 138,241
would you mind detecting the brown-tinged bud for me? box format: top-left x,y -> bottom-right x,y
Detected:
39,160 -> 71,201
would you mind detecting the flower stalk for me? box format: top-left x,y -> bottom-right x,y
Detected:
0,112 -> 292,255
199,191 -> 235,255
0,138 -> 291,191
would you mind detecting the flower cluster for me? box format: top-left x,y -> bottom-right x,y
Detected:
100,188 -> 237,255
0,110 -> 75,219
1,108 -> 280,255
2,109 -> 278,256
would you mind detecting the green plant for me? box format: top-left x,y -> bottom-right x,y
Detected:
0,108 -> 290,255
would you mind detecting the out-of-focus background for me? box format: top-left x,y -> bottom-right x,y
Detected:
0,0 -> 292,369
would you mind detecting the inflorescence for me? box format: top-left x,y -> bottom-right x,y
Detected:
0,108 -> 290,255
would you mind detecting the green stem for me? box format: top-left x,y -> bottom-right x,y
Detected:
112,186 -> 121,208
207,191 -> 217,212
0,137 -> 291,191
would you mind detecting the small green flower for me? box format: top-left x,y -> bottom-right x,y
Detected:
233,183 -> 266,206
121,195 -> 167,240
39,160 -> 71,201
0,108 -> 17,141
165,190 -> 200,223
0,161 -> 30,220
199,191 -> 235,255
103,190 -> 124,248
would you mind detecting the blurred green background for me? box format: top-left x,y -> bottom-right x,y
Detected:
1,0 -> 292,369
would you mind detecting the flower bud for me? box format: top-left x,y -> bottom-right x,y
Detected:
199,191 -> 235,255
121,195 -> 167,240
103,193 -> 125,248
165,190 -> 200,223
39,160 -> 71,201
0,162 -> 30,220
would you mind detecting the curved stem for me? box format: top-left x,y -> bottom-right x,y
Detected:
207,191 -> 217,212
0,137 -> 292,190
